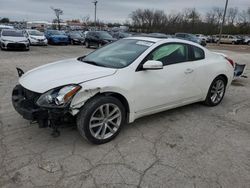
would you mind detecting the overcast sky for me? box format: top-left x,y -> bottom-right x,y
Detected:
0,0 -> 249,22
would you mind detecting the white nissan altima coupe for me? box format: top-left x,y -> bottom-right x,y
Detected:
12,37 -> 234,144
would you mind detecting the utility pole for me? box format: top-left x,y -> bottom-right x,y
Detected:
218,0 -> 229,45
93,0 -> 98,30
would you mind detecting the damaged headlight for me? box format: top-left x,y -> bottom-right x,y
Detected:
36,85 -> 81,108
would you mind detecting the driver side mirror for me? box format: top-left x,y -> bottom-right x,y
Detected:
143,60 -> 163,70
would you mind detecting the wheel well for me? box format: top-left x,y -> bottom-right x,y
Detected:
103,92 -> 130,113
217,74 -> 228,86
96,92 -> 130,122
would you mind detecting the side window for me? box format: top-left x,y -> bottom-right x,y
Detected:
192,46 -> 205,60
146,43 -> 189,66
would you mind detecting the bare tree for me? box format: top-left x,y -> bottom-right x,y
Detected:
226,7 -> 238,25
184,8 -> 201,23
51,7 -> 63,30
206,10 -> 217,24
238,9 -> 248,23
129,7 -> 249,35
82,15 -> 90,26
130,9 -> 167,32
212,7 -> 224,26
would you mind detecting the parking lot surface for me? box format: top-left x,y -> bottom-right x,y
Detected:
0,45 -> 250,188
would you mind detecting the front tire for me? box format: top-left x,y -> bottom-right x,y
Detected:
77,96 -> 126,144
204,76 -> 226,106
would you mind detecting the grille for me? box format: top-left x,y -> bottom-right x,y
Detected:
7,43 -> 26,49
21,86 -> 41,104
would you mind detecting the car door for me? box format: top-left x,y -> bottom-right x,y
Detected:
133,43 -> 203,114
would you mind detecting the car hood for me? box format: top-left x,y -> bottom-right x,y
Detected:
50,35 -> 68,38
19,58 -> 117,93
30,35 -> 46,40
1,36 -> 27,42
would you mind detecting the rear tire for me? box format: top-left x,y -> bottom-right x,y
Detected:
204,76 -> 227,106
77,96 -> 126,144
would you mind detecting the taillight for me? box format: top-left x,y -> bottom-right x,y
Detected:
225,57 -> 234,68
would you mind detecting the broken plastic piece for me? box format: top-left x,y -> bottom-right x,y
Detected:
234,63 -> 246,79
16,67 -> 24,77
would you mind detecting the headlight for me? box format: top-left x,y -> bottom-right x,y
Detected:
1,39 -> 12,42
30,37 -> 37,40
36,85 -> 81,108
20,40 -> 29,43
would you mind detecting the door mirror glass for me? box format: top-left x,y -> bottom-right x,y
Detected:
143,60 -> 163,70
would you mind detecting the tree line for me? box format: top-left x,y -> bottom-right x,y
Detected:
129,7 -> 250,35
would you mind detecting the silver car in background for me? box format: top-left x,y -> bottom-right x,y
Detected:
0,29 -> 29,50
24,29 -> 48,46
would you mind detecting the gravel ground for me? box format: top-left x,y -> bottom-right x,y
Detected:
0,44 -> 249,188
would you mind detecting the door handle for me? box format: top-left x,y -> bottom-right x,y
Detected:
184,68 -> 194,74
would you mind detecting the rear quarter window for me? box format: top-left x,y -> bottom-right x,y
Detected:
192,46 -> 205,60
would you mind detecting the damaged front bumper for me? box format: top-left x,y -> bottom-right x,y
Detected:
12,84 -> 71,124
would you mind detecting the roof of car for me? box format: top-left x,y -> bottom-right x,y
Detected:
125,36 -> 207,50
1,29 -> 20,32
126,36 -> 163,43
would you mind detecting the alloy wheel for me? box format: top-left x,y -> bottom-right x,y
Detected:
210,79 -> 225,104
89,103 -> 122,140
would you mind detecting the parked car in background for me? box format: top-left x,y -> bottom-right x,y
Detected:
12,37 -> 234,144
243,36 -> 250,45
85,31 -> 116,48
0,29 -> 29,50
83,31 -> 89,38
214,35 -> 241,44
235,35 -> 244,44
146,33 -> 172,38
24,29 -> 47,46
44,30 -> 69,45
112,32 -> 132,39
196,34 -> 209,43
0,25 -> 14,32
175,33 -> 206,46
67,31 -> 85,45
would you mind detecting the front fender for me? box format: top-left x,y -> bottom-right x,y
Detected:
69,85 -> 135,122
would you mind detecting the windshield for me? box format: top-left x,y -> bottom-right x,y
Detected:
97,31 -> 113,39
48,30 -> 65,35
2,30 -> 24,37
80,39 -> 153,69
28,30 -> 43,36
70,33 -> 82,38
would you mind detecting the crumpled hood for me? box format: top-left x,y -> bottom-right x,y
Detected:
19,58 -> 117,93
1,36 -> 27,42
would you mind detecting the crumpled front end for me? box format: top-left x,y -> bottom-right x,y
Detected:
12,84 -> 74,135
